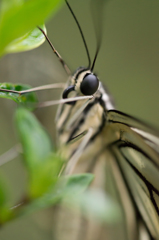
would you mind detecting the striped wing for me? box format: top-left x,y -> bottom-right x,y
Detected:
107,110 -> 159,240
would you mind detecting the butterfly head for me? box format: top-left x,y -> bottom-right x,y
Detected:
62,67 -> 99,104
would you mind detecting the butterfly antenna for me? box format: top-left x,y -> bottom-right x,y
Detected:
91,43 -> 100,72
38,27 -> 71,75
91,0 -> 106,71
65,0 -> 91,69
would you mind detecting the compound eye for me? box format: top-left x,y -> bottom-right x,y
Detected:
80,74 -> 99,95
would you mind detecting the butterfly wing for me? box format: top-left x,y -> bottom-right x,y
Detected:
55,92 -> 159,240
106,110 -> 159,240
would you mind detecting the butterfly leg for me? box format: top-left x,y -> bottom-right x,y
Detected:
0,83 -> 65,95
0,144 -> 22,167
65,128 -> 94,174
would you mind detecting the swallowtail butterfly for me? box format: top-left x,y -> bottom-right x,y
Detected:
52,1 -> 159,239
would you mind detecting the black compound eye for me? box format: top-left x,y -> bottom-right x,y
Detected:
80,74 -> 99,95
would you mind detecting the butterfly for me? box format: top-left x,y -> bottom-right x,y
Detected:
50,1 -> 159,240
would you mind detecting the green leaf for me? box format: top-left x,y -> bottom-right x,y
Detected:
56,174 -> 121,224
29,153 -> 63,199
15,108 -> 63,198
0,177 -> 13,223
0,177 -> 8,211
61,173 -> 94,195
17,174 -> 94,217
0,0 -> 63,56
5,24 -> 46,53
63,189 -> 121,224
0,83 -> 37,106
15,108 -> 52,164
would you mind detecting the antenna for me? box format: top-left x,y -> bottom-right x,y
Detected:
65,0 -> 91,69
91,0 -> 106,71
38,27 -> 71,75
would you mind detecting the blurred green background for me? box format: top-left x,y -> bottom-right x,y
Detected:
0,0 -> 159,239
